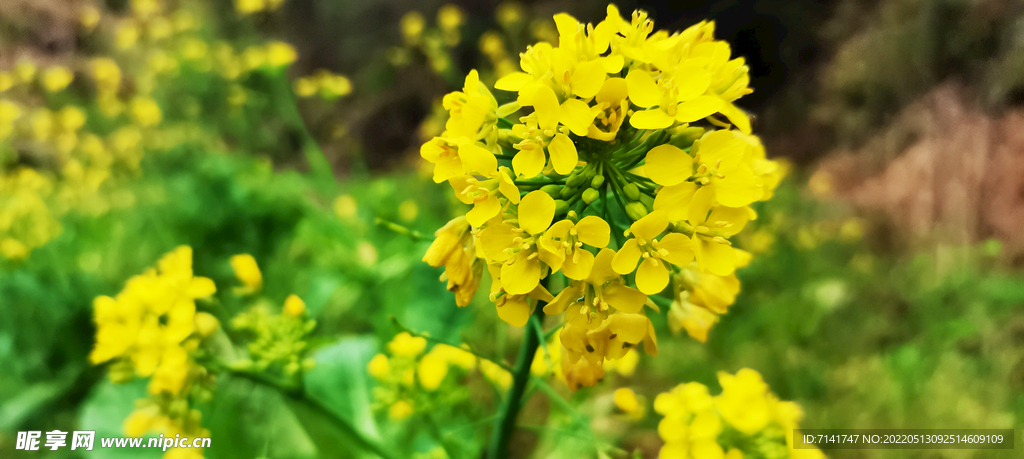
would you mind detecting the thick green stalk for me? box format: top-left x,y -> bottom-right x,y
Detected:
486,303 -> 546,459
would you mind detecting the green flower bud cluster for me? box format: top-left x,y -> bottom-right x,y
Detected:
231,303 -> 317,381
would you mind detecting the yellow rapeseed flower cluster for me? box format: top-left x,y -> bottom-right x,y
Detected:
655,369 -> 825,459
420,4 -> 782,388
89,246 -> 219,459
368,332 -> 503,420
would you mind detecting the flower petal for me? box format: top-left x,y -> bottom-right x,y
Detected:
501,251 -> 542,295
658,233 -> 694,267
588,248 -> 618,284
543,283 -> 583,315
570,60 -> 606,99
629,210 -> 669,240
494,72 -> 533,92
561,248 -> 594,280
635,258 -> 669,294
611,239 -> 642,275
518,190 -> 556,235
496,296 -> 533,327
548,133 -> 579,175
559,99 -> 596,136
719,102 -> 751,134
674,96 -> 724,123
602,283 -> 646,313
629,109 -> 674,130
653,182 -> 698,221
497,168 -> 521,204
688,186 -> 716,225
458,142 -> 497,175
512,146 -> 545,179
520,84 -> 560,130
625,69 -> 661,108
694,234 -> 736,276
575,216 -> 610,248
467,194 -> 500,227
644,144 -> 690,186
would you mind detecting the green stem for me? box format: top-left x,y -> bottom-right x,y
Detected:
269,72 -> 335,189
486,299 -> 546,459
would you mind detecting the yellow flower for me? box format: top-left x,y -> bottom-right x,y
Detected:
449,164 -> 521,227
388,400 -> 414,420
80,6 -> 102,31
283,294 -> 305,317
714,368 -> 772,435
487,265 -> 554,326
400,11 -> 425,45
480,358 -> 512,390
116,20 -> 139,49
441,70 -> 497,141
14,61 -> 36,84
293,76 -> 319,97
91,58 -> 122,94
612,211 -> 694,294
387,332 -> 427,358
367,353 -> 390,380
235,0 -> 264,15
266,41 -> 298,67
89,246 -> 216,389
613,387 -> 645,420
417,352 -> 448,391
130,97 -> 163,127
230,254 -> 263,292
537,215 -> 610,280
478,190 -> 556,295
437,4 -> 464,31
193,312 -> 220,338
423,216 -> 484,307
42,67 -> 74,93
56,106 -> 87,133
318,73 -> 352,98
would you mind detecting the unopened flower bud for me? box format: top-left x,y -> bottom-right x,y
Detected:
622,183 -> 641,201
553,199 -> 569,216
625,202 -> 649,221
591,175 -> 605,188
582,188 -> 600,204
559,185 -> 577,200
540,184 -> 561,197
566,173 -> 586,188
669,126 -> 705,149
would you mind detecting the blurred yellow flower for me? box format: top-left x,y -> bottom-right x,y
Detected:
266,41 -> 298,67
417,352 -> 448,391
367,353 -> 390,379
80,5 -> 102,31
333,194 -> 357,219
234,0 -> 264,15
387,332 -> 427,358
283,294 -> 306,317
388,400 -> 414,420
130,97 -> 163,127
400,11 -> 425,45
116,21 -> 139,49
397,199 -> 418,222
230,253 -> 263,292
42,67 -> 74,93
14,61 -> 36,84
